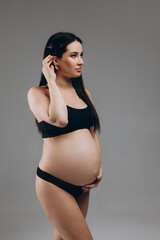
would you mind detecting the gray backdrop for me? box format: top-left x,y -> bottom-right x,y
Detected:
1,0 -> 160,239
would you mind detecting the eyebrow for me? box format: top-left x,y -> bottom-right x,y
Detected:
70,51 -> 83,54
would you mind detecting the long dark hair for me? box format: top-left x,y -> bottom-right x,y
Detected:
35,32 -> 101,135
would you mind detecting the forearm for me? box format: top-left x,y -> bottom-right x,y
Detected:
47,80 -> 68,125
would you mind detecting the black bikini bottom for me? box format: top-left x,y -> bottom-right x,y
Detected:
36,166 -> 97,199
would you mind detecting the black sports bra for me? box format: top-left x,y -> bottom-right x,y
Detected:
37,85 -> 94,138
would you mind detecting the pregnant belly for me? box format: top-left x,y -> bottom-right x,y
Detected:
39,129 -> 101,186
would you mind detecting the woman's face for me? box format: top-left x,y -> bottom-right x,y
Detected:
55,41 -> 84,78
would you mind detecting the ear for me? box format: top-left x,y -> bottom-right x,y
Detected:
52,56 -> 59,66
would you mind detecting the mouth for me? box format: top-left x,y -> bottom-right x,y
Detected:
75,68 -> 82,71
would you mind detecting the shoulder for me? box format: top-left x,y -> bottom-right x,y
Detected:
27,87 -> 38,99
85,88 -> 93,103
27,86 -> 47,96
27,86 -> 48,102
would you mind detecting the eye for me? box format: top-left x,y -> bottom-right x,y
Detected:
71,54 -> 84,58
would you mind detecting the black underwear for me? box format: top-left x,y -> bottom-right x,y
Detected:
36,166 -> 96,199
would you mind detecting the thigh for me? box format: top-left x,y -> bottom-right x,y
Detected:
35,176 -> 93,240
76,191 -> 90,218
52,191 -> 90,240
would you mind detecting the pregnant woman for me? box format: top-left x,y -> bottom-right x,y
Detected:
27,32 -> 103,240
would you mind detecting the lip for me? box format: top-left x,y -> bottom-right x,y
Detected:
75,68 -> 82,71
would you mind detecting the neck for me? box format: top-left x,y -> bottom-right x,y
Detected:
55,73 -> 73,89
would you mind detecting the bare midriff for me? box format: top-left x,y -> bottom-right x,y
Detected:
38,128 -> 101,186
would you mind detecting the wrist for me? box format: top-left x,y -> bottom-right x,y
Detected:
48,79 -> 56,85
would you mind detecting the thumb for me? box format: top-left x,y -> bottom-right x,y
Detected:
97,175 -> 102,180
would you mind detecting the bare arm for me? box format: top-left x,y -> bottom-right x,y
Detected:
42,55 -> 68,125
27,84 -> 68,127
47,80 -> 68,126
27,55 -> 68,127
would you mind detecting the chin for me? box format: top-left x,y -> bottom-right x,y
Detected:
76,72 -> 82,75
72,73 -> 81,77
66,71 -> 81,78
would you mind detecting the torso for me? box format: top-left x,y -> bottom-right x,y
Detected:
37,85 -> 101,186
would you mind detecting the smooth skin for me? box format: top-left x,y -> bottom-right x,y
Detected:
36,174 -> 102,240
36,175 -> 95,240
52,191 -> 90,240
33,41 -> 103,239
52,175 -> 102,240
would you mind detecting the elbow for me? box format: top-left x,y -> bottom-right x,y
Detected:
58,109 -> 68,127
59,119 -> 68,127
49,117 -> 68,127
51,108 -> 69,127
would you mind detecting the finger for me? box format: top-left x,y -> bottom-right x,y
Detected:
82,189 -> 88,192
43,55 -> 52,63
97,176 -> 102,181
47,59 -> 53,64
82,187 -> 90,191
44,59 -> 53,66
44,55 -> 51,61
85,188 -> 90,191
85,185 -> 94,189
87,183 -> 99,188
47,55 -> 54,59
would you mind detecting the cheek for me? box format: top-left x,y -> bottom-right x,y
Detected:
64,59 -> 75,68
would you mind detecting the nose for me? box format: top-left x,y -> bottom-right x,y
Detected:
78,57 -> 84,66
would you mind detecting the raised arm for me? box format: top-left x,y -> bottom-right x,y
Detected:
27,55 -> 68,127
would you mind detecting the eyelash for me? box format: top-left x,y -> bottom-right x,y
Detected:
71,54 -> 83,58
